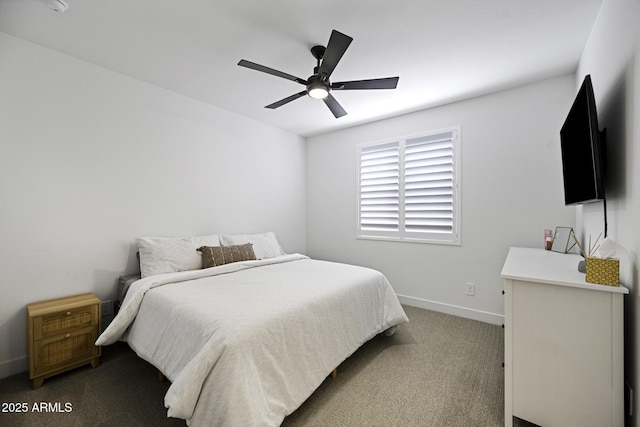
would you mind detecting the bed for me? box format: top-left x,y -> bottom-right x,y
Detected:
96,232 -> 408,427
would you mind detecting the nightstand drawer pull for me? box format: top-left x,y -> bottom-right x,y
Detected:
66,312 -> 72,316
65,333 -> 71,338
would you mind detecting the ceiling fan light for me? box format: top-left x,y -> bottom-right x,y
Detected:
307,78 -> 329,99
308,86 -> 329,99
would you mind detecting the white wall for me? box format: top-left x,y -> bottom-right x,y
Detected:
0,32 -> 307,378
306,75 -> 576,324
576,0 -> 640,422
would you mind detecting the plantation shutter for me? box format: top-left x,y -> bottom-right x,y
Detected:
404,131 -> 455,235
357,126 -> 460,244
359,141 -> 400,232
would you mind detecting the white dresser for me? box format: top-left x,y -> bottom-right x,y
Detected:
501,247 -> 628,427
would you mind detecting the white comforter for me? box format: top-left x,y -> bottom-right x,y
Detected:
96,254 -> 408,426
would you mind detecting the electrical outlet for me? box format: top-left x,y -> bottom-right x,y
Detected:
466,283 -> 475,296
101,300 -> 113,317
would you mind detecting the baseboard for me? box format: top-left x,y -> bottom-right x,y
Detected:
397,294 -> 504,325
0,356 -> 28,380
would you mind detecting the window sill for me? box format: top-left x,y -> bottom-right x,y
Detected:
356,235 -> 461,246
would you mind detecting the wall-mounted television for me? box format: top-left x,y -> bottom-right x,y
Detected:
560,74 -> 606,205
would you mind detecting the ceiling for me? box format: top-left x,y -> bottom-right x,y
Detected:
0,0 -> 602,137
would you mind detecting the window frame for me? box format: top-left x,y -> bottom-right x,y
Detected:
356,126 -> 461,245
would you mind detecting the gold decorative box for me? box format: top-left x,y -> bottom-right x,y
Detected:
585,257 -> 620,286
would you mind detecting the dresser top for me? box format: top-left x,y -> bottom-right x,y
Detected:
501,247 -> 629,294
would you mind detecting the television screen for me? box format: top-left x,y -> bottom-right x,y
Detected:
560,75 -> 605,205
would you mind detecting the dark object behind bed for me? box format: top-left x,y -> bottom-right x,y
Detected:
116,273 -> 141,313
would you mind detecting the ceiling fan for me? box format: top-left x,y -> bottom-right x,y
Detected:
238,30 -> 399,118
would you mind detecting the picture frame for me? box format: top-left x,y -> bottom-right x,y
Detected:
551,226 -> 574,253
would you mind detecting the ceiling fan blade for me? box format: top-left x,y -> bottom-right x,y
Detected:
238,60 -> 307,85
265,91 -> 307,109
332,77 -> 399,90
319,30 -> 353,80
323,94 -> 347,118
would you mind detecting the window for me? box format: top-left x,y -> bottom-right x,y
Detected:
357,127 -> 460,244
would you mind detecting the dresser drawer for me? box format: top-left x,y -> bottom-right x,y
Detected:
33,304 -> 98,340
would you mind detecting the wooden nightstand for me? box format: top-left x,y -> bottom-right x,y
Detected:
27,293 -> 102,389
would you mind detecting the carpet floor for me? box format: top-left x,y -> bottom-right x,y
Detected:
0,305 -> 505,426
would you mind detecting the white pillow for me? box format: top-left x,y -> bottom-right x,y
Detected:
137,234 -> 221,278
219,232 -> 284,260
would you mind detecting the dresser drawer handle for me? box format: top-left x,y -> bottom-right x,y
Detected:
65,333 -> 71,339
65,311 -> 72,316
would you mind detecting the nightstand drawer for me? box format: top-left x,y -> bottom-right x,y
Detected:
32,326 -> 100,377
33,305 -> 98,340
